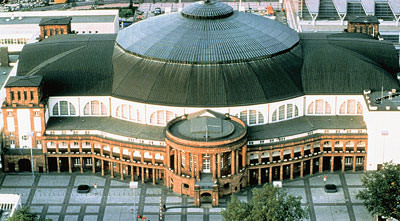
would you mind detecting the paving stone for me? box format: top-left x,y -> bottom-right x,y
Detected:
38,175 -> 70,186
187,214 -> 204,221
66,205 -> 81,213
83,215 -> 98,221
209,208 -> 223,213
166,208 -> 182,213
69,188 -> 103,204
311,187 -> 345,204
141,214 -> 160,221
32,188 -> 67,204
2,175 -> 34,186
103,205 -> 136,220
85,206 -> 100,213
187,207 -> 203,213
353,205 -> 374,221
166,196 -> 182,203
47,206 -> 62,213
309,174 -> 341,186
107,188 -> 139,203
0,188 -> 31,204
45,215 -> 59,220
284,179 -> 305,186
344,173 -> 364,186
165,215 -> 181,220
209,214 -> 223,221
145,196 -> 161,204
347,187 -> 364,203
110,179 -> 129,187
64,215 -> 79,221
144,205 -> 159,213
146,188 -> 162,195
74,175 -> 106,187
314,206 -> 349,221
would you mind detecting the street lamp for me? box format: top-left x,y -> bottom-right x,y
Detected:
22,132 -> 35,178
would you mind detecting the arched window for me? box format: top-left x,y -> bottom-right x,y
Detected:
52,101 -> 76,116
149,110 -> 177,125
271,104 -> 299,122
115,104 -> 141,122
236,110 -> 265,125
307,99 -> 331,115
83,100 -> 107,116
339,100 -> 363,115
357,142 -> 366,151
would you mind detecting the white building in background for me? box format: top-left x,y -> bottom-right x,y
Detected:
0,194 -> 21,218
0,10 -> 119,52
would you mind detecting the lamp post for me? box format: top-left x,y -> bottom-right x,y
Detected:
23,132 -> 35,178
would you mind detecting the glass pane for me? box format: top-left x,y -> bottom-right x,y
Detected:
52,103 -> 59,115
287,104 -> 293,118
60,101 -> 68,115
307,102 -> 314,114
315,100 -> 323,114
249,110 -> 256,124
69,103 -> 76,115
272,111 -> 277,122
279,105 -> 285,120
258,112 -> 264,124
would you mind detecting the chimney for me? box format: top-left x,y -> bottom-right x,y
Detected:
0,47 -> 9,67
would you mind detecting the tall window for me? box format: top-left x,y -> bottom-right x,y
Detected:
83,100 -> 107,116
149,110 -> 176,125
202,154 -> 210,173
52,101 -> 76,116
236,110 -> 265,125
339,100 -> 363,114
271,104 -> 299,122
307,99 -> 331,115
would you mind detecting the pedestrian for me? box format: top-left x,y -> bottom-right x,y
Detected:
94,183 -> 97,189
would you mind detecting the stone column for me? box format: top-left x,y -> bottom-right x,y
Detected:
120,163 -> 124,181
141,167 -> 145,183
212,154 -> 216,179
258,168 -> 261,185
131,165 -> 134,181
290,163 -> 294,180
57,157 -> 60,173
300,161 -> 303,177
279,165 -> 283,181
217,153 -> 221,178
319,157 -> 323,172
79,141 -> 82,153
68,157 -> 72,173
80,157 -> 83,173
352,156 -> 356,172
242,146 -> 247,168
231,151 -> 235,175
269,167 -> 272,183
101,159 -> 104,176
110,161 -> 114,178
92,157 -> 95,174
235,150 -> 239,174
177,151 -> 181,176
174,149 -> 178,174
191,154 -> 195,178
342,156 -> 345,172
166,145 -> 170,168
152,168 -> 156,184
330,157 -> 334,172
310,158 -> 313,175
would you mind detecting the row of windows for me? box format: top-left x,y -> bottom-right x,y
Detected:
51,99 -> 364,125
0,38 -> 29,45
43,28 -> 66,36
10,90 -> 34,101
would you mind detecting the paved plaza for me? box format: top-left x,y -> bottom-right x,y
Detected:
0,172 -> 373,221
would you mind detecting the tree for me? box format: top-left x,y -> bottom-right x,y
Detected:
222,184 -> 308,221
8,206 -> 52,221
357,162 -> 400,220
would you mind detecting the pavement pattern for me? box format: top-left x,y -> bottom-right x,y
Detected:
0,172 -> 373,221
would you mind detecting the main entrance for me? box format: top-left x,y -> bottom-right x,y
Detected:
18,159 -> 31,172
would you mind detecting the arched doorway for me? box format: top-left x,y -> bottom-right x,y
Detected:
18,159 -> 31,172
200,192 -> 212,204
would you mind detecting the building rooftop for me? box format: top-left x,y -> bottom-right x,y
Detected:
0,15 -> 115,25
5,76 -> 42,87
363,89 -> 400,111
39,17 -> 71,26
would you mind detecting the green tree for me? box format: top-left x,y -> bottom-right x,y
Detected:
357,162 -> 400,220
222,184 -> 308,221
8,206 -> 52,221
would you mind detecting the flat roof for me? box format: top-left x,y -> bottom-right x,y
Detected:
0,15 -> 115,25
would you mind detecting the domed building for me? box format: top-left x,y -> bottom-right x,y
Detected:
2,0 -> 400,206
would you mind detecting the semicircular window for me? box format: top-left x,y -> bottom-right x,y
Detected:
52,101 -> 76,116
83,100 -> 107,116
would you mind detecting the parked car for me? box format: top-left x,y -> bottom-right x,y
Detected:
154,7 -> 162,15
324,184 -> 337,193
77,184 -> 90,193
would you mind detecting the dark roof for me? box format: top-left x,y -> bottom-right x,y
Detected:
181,1 -> 233,19
39,17 -> 71,26
348,16 -> 380,24
5,76 -> 42,87
15,2 -> 400,107
248,116 -> 366,141
46,117 -> 165,141
17,34 -> 116,97
116,7 -> 299,63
